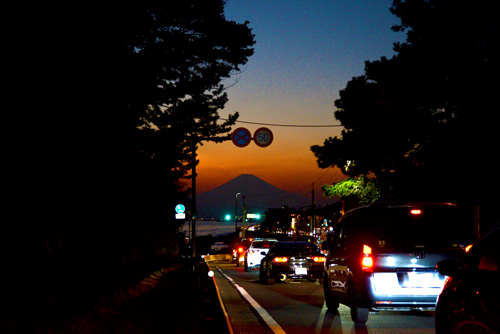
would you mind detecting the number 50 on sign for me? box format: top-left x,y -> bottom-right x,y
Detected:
253,127 -> 273,148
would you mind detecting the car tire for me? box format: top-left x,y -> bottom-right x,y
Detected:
346,277 -> 369,324
262,265 -> 275,285
244,260 -> 250,272
350,306 -> 369,324
259,264 -> 265,282
323,274 -> 339,311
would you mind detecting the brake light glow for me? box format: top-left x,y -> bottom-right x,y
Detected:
411,209 -> 422,215
313,256 -> 326,263
362,244 -> 374,272
273,257 -> 289,263
238,247 -> 244,253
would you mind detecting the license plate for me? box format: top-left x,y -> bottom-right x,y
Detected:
295,267 -> 308,275
406,272 -> 439,287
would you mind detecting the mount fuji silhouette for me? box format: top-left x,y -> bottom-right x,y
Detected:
196,174 -> 311,220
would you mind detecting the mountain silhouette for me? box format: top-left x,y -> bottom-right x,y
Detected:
196,174 -> 311,220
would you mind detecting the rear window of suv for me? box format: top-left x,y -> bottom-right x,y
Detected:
338,205 -> 474,248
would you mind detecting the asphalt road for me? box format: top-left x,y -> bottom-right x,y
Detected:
209,261 -> 437,334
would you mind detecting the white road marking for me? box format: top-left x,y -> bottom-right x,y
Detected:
315,301 -> 328,334
218,269 -> 287,334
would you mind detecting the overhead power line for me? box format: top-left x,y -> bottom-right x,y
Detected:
219,118 -> 342,128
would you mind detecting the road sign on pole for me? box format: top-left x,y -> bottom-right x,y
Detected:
175,204 -> 185,214
253,127 -> 273,147
231,127 -> 252,147
175,204 -> 186,219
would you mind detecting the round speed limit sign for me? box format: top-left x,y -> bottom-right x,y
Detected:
253,127 -> 273,148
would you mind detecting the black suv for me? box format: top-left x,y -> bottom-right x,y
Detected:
322,203 -> 474,324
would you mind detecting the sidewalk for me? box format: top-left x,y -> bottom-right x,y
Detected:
1,257 -> 230,334
207,260 -> 272,334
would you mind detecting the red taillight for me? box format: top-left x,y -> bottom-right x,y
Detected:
238,247 -> 244,253
273,257 -> 289,263
362,244 -> 373,272
313,256 -> 326,263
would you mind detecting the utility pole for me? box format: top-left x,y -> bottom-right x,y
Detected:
191,138 -> 197,257
242,195 -> 247,239
235,193 -> 241,234
312,182 -> 316,243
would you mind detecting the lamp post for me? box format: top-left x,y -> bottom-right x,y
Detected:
242,195 -> 247,239
235,193 -> 241,234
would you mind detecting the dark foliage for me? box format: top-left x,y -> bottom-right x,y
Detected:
311,0 -> 499,228
2,1 -> 255,303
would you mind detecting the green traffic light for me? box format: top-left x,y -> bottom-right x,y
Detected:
225,214 -> 231,220
256,214 -> 261,219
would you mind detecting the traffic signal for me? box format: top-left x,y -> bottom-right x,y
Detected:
224,214 -> 231,221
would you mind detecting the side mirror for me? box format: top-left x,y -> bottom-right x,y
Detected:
437,259 -> 463,278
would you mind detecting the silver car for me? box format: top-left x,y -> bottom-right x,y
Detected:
323,203 -> 475,324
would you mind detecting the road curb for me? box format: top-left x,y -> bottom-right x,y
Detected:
207,263 -> 273,334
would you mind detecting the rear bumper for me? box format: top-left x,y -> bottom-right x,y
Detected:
362,274 -> 441,308
247,255 -> 265,267
271,264 -> 323,280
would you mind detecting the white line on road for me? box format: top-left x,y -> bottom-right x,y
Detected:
315,301 -> 328,334
218,269 -> 287,334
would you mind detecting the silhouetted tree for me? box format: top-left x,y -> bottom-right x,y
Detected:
312,0 -> 499,214
3,1 -> 255,295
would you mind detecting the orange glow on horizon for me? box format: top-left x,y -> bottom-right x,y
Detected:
196,141 -> 344,194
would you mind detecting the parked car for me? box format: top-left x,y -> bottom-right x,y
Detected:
259,241 -> 325,285
232,238 -> 253,266
435,222 -> 500,334
322,203 -> 475,324
244,238 -> 278,272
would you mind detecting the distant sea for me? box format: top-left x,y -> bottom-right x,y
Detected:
182,220 -> 258,238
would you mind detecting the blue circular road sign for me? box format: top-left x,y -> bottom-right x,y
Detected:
175,204 -> 185,214
231,127 -> 252,147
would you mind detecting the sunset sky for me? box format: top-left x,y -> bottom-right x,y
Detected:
196,0 -> 405,202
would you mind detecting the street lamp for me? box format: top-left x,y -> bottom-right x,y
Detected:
235,192 -> 241,234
